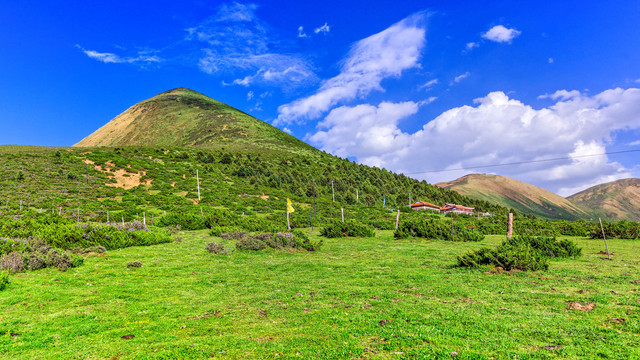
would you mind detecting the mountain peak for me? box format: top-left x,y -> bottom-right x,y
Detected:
74,88 -> 315,154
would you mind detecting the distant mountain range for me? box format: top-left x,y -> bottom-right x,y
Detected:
436,174 -> 640,221
435,174 -> 591,220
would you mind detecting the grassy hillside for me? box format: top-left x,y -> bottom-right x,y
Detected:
436,174 -> 592,220
0,145 -> 509,228
568,178 -> 640,221
74,88 -> 318,156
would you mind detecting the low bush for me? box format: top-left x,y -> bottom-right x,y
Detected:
0,252 -> 25,273
157,213 -> 206,230
321,220 -> 375,238
590,220 -> 640,239
221,231 -> 247,240
0,271 -> 9,291
205,241 -> 228,255
395,218 -> 484,242
456,235 -> 581,271
127,261 -> 143,268
236,237 -> 267,251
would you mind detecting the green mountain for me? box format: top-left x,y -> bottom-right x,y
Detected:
567,178 -> 640,221
74,88 -> 316,156
435,174 -> 592,220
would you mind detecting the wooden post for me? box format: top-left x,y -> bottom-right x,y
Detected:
395,209 -> 401,231
143,212 -> 146,225
507,213 -> 513,239
286,202 -> 291,230
59,207 -> 62,216
332,180 -> 335,202
122,217 -> 125,226
599,218 -> 611,260
313,182 -> 317,221
356,189 -> 359,202
196,169 -> 201,201
341,208 -> 344,223
200,207 -> 204,218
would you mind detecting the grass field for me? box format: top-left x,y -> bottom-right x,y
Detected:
1,231 -> 638,359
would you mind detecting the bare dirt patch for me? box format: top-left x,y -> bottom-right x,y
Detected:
82,159 -> 95,165
567,302 -> 596,312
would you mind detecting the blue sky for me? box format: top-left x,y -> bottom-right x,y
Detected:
1,1 -> 639,195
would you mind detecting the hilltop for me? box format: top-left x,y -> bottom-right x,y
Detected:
567,178 -> 640,221
74,88 -> 317,156
436,174 -> 591,220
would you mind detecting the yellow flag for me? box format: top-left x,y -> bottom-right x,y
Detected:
287,198 -> 295,213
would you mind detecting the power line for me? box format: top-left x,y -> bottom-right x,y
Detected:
405,149 -> 640,175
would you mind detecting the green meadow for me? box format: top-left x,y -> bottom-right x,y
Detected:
2,231 -> 638,359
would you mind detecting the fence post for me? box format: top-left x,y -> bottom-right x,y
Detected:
395,209 -> 401,231
507,213 -> 513,239
599,218 -> 611,260
341,208 -> 344,223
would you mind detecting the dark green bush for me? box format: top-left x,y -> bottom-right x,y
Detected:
236,237 -> 267,251
456,235 -> 581,271
321,220 -> 375,238
590,220 -> 640,239
127,261 -> 143,268
395,218 -> 484,242
0,271 -> 9,291
157,213 -> 206,230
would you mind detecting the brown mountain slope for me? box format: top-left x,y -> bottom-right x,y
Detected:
74,88 -> 318,155
436,174 -> 591,220
567,178 -> 640,221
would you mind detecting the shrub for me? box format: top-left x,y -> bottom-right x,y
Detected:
236,238 -> 267,251
157,214 -> 205,230
291,230 -> 323,251
456,235 -> 581,271
321,220 -> 375,238
127,261 -> 143,268
395,218 -> 484,242
0,252 -> 25,273
205,241 -> 228,255
221,231 -> 247,240
0,271 -> 9,291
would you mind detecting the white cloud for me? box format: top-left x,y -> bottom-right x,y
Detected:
465,42 -> 479,51
482,25 -> 521,43
308,101 -> 419,160
282,127 -> 293,134
548,57 -> 554,64
189,2 -> 316,89
213,2 -> 258,22
247,91 -> 254,100
297,26 -> 308,38
76,45 -> 161,64
275,12 -> 427,125
309,88 -> 640,195
314,23 -> 330,34
453,72 -> 470,83
418,79 -> 438,91
635,78 -> 640,83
